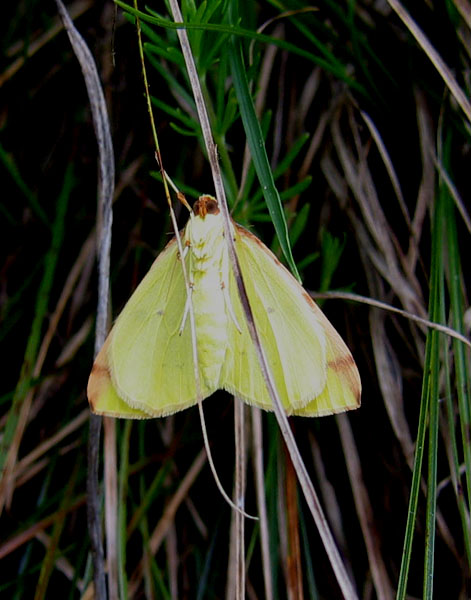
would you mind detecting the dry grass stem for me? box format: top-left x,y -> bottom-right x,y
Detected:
337,414 -> 394,600
252,408 -> 274,600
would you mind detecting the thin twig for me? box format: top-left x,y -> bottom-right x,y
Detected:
55,1 -> 115,597
312,291 -> 471,349
337,414 -> 394,600
167,2 -> 358,597
104,418 -> 118,600
387,0 -> 471,124
360,110 -> 410,228
128,449 -> 207,597
252,408 -> 274,600
134,0 -> 254,520
0,0 -> 93,87
235,399 -> 246,600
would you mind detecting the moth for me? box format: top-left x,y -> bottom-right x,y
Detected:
88,195 -> 361,417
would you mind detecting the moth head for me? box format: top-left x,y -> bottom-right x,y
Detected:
193,195 -> 220,219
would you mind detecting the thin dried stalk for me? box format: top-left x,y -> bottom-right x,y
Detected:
331,109 -> 424,317
387,0 -> 471,124
337,414 -> 394,600
14,410 -> 89,480
168,2 -> 358,597
0,496 -> 86,560
0,0 -> 93,87
104,418 -> 118,600
165,524 -> 179,600
0,223 -> 92,513
285,454 -> 303,600
309,432 -> 349,562
409,89 -> 435,272
312,291 -> 471,350
35,531 -> 85,592
55,1 -> 115,597
226,399 -> 247,600
252,408 -> 274,600
360,110 -> 410,228
135,0 -> 250,519
128,449 -> 207,596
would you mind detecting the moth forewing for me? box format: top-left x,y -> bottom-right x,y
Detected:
219,224 -> 361,416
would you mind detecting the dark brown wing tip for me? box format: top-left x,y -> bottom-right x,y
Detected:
87,340 -> 112,411
348,366 -> 362,408
326,350 -> 362,409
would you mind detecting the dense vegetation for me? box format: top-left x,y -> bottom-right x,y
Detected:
1,1 -> 470,598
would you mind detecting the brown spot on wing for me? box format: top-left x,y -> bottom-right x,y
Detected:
301,288 -> 318,309
349,377 -> 362,406
330,353 -> 361,406
328,353 -> 355,372
87,337 -> 113,412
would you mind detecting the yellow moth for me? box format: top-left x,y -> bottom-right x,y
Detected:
88,195 -> 361,418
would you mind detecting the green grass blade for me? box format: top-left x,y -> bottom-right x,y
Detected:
0,140 -> 49,227
396,303 -> 433,598
118,421 -> 132,599
117,0 -> 365,92
422,189 -> 445,600
34,461 -> 80,600
443,181 -> 471,565
0,165 -> 73,473
227,17 -> 300,280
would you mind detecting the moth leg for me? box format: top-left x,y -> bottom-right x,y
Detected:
180,242 -> 190,261
179,282 -> 194,335
222,281 -> 242,333
177,240 -> 193,335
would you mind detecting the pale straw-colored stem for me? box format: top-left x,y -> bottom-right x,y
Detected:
168,2 -> 358,597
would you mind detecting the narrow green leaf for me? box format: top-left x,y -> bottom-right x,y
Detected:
423,190 -> 444,600
116,0 -> 365,92
227,21 -> 301,280
118,421 -> 132,600
34,462 -> 80,600
442,176 -> 471,565
0,165 -> 73,472
0,141 -> 49,227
